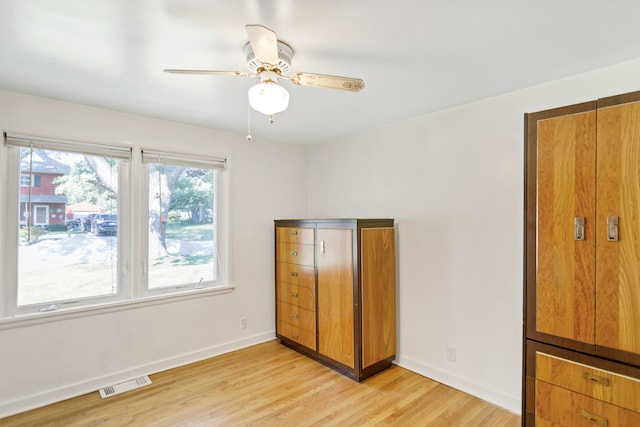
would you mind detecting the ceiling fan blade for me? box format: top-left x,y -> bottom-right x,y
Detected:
245,24 -> 278,66
164,69 -> 250,77
288,72 -> 365,92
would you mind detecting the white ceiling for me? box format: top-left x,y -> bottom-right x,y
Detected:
1,0 -> 640,144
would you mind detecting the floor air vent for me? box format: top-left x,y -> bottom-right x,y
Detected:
99,375 -> 152,398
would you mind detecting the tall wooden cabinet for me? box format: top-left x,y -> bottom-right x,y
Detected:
524,91 -> 640,425
275,219 -> 396,381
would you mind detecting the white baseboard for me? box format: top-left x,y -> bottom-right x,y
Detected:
0,331 -> 275,419
395,354 -> 521,415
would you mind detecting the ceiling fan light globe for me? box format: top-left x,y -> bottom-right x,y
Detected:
248,82 -> 289,115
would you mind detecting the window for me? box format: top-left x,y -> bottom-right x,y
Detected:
142,151 -> 224,292
1,134 -> 229,318
20,173 -> 41,187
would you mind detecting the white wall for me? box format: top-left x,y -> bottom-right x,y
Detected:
306,58 -> 640,413
0,91 -> 308,417
3,56 -> 640,418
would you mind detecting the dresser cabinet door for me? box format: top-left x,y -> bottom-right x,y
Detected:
361,227 -> 396,369
317,228 -> 354,368
536,110 -> 596,344
595,100 -> 640,357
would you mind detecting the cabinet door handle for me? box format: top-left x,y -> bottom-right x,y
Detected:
575,217 -> 585,240
291,313 -> 299,319
290,230 -> 298,236
320,240 -> 325,255
290,271 -> 299,277
582,372 -> 610,386
291,292 -> 298,298
290,250 -> 298,256
292,334 -> 299,340
581,410 -> 608,426
607,216 -> 619,241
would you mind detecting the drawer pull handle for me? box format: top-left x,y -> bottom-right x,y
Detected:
581,410 -> 608,426
290,251 -> 298,256
292,334 -> 299,340
583,372 -> 610,386
290,230 -> 298,236
291,313 -> 299,319
291,272 -> 299,277
291,292 -> 298,298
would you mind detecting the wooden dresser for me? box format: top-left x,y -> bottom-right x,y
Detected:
523,91 -> 640,425
275,219 -> 396,381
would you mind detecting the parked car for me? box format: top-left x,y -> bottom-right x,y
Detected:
84,213 -> 99,232
91,213 -> 117,236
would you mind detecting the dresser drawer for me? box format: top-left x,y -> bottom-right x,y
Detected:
277,320 -> 316,350
276,242 -> 314,267
277,301 -> 315,333
536,352 -> 640,413
537,380 -> 640,426
276,281 -> 315,312
276,262 -> 315,289
276,227 -> 314,245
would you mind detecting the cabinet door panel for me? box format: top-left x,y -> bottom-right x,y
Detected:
537,111 -> 596,343
361,227 -> 396,368
317,228 -> 354,368
596,101 -> 640,356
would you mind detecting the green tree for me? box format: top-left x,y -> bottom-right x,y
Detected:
169,169 -> 214,223
53,159 -> 117,206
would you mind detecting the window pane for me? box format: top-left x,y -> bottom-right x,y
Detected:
147,163 -> 216,289
18,147 -> 120,306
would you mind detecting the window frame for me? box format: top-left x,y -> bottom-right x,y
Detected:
0,133 -> 231,321
139,150 -> 228,297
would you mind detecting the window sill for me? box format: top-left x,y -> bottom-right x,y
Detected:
0,285 -> 235,331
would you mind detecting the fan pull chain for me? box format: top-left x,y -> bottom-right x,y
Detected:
246,103 -> 253,142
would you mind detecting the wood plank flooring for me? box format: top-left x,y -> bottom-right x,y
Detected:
1,340 -> 520,426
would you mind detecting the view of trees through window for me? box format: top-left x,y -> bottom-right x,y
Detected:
17,147 -> 216,308
147,163 -> 216,289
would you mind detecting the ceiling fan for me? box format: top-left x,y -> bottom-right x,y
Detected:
164,24 -> 365,121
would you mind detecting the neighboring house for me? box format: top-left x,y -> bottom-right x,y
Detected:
20,150 -> 70,227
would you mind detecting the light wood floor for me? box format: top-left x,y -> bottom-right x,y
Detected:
2,340 -> 520,426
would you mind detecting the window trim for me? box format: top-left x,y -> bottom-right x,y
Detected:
0,285 -> 235,331
0,133 -> 232,320
139,149 -> 228,297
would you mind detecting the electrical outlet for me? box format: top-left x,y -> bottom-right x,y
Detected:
446,346 -> 456,362
241,317 -> 247,329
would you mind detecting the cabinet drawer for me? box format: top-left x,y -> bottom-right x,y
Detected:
276,227 -> 314,245
277,301 -> 315,334
277,320 -> 316,350
536,352 -> 640,413
276,242 -> 314,267
276,262 -> 315,289
276,281 -> 315,312
537,380 -> 640,426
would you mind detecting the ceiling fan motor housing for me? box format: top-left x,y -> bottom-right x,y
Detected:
244,41 -> 293,76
